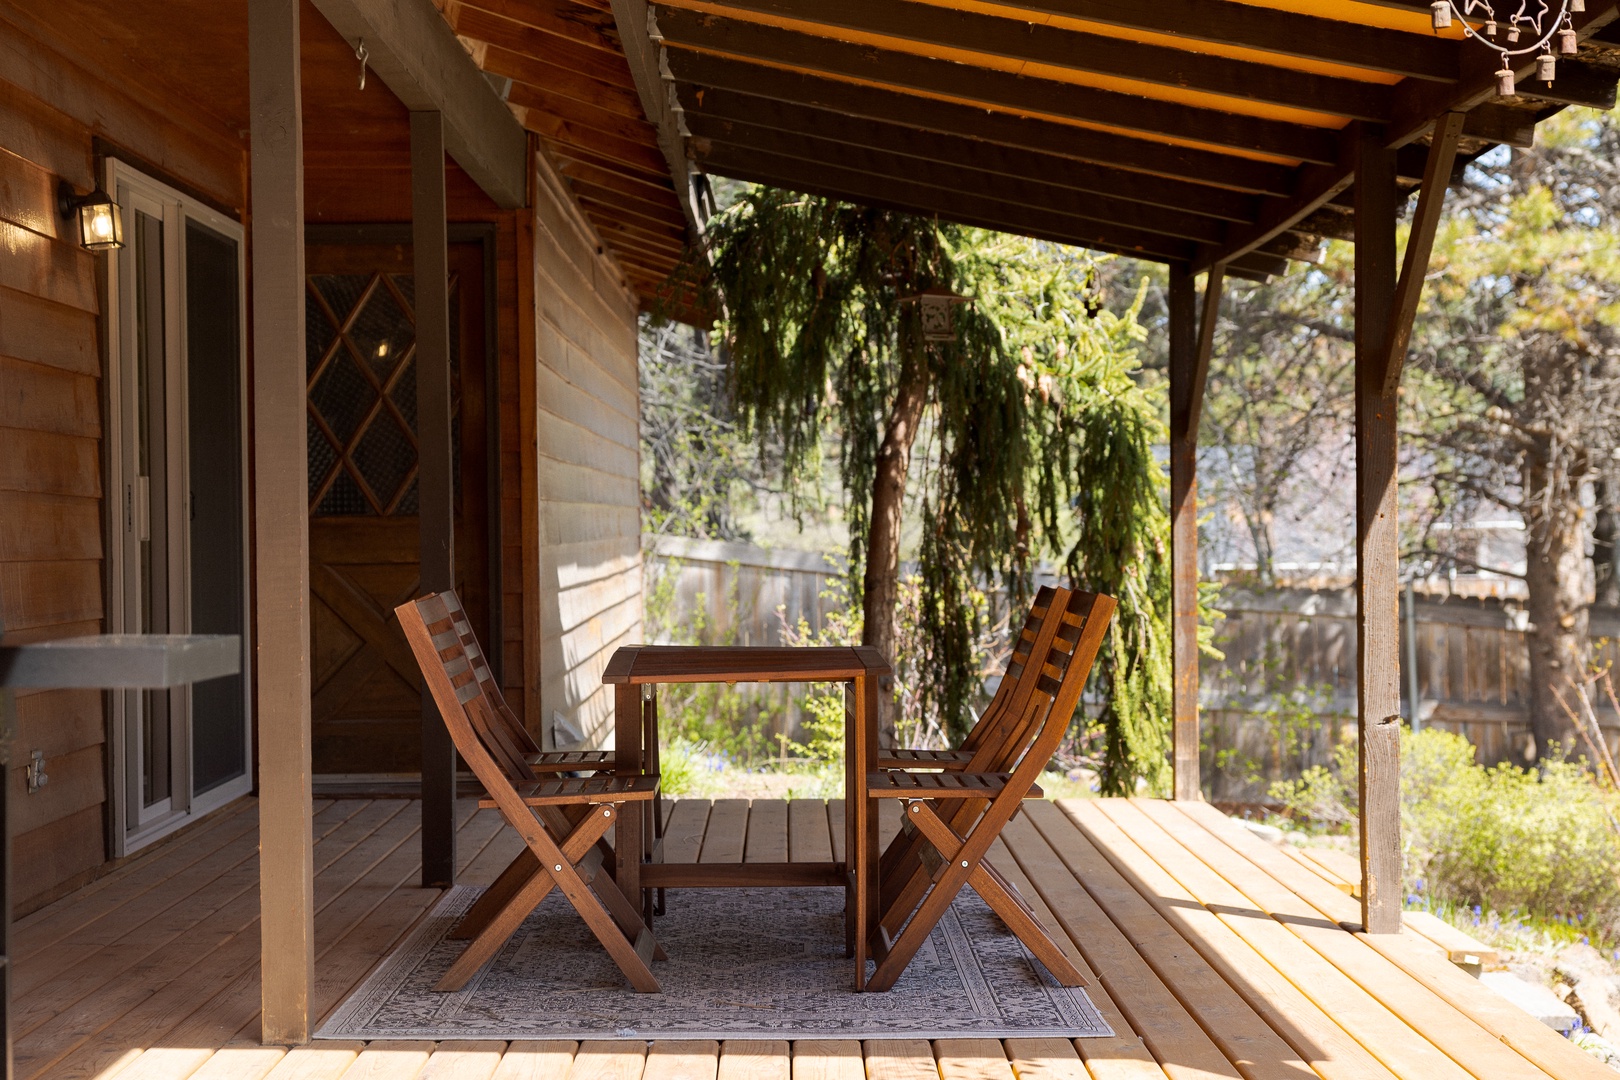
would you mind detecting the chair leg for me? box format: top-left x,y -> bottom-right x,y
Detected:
437,849 -> 569,991
966,859 -> 1086,987
451,847 -> 541,940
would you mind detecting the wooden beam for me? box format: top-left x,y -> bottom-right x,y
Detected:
1518,56 -> 1620,111
308,0 -> 527,208
1380,111 -> 1463,398
609,0 -> 706,239
689,119 -> 1230,243
666,56 -> 1298,195
654,14 -> 1343,163
695,144 -> 1197,261
411,111 -> 458,888
988,0 -> 1460,82
677,86 -> 1261,223
250,0 -> 315,1044
1353,127 -> 1403,937
659,0 -> 1393,120
1169,263 -> 1222,803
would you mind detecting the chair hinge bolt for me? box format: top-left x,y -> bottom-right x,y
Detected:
961,860 -> 969,868
554,864 -> 563,872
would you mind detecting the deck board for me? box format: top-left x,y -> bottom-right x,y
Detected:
19,796 -> 1607,1080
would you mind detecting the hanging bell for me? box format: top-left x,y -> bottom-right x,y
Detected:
1559,27 -> 1579,54
1485,17 -> 1498,35
1506,25 -> 1521,43
1431,0 -> 1451,30
1538,51 -> 1557,82
1496,59 -> 1516,96
1572,0 -> 1585,11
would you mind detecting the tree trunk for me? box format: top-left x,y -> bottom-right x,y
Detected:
862,353 -> 930,746
1522,445 -> 1589,760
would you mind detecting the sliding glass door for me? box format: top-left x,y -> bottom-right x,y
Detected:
106,162 -> 252,852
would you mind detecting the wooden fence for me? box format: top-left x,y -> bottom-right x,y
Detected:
642,539 -> 1620,794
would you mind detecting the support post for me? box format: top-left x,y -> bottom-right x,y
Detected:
250,0 -> 314,1042
1354,126 -> 1402,935
413,110 -> 458,887
1168,262 -> 1222,802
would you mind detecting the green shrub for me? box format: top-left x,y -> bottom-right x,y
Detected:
1270,728 -> 1620,924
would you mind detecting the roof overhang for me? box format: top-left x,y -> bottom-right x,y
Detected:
612,0 -> 1620,279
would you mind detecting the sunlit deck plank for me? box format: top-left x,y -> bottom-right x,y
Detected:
935,1038 -> 1018,1080
644,1040 -> 721,1080
721,1041 -> 791,1080
490,1042 -> 580,1080
570,1040 -> 651,1080
1094,800 -> 1471,1080
791,1041 -> 863,1080
1166,800 -> 1611,1080
417,1040 -> 508,1080
329,1040 -> 434,1080
186,1041 -> 291,1080
1069,800 -> 1398,1080
999,810 -> 1236,1079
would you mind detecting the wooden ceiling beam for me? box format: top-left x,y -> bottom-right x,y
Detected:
653,12 -> 1343,163
676,84 -> 1261,223
658,0 -> 1393,121
687,118 -> 1230,244
308,0 -> 528,207
449,0 -> 624,56
481,46 -> 647,119
550,148 -> 682,202
451,9 -> 638,90
984,0 -> 1459,82
506,81 -> 658,146
518,106 -> 672,177
666,54 -> 1298,195
695,143 -> 1202,261
610,0 -> 707,240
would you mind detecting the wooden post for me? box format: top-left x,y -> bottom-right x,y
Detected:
250,0 -> 315,1042
412,110 -> 458,887
1354,126 -> 1402,935
1168,263 -> 1222,802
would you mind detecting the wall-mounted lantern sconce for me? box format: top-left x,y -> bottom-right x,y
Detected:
58,181 -> 123,251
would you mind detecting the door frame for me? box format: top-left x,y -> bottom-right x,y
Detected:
103,158 -> 254,854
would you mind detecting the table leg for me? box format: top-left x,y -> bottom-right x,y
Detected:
614,682 -> 643,920
849,673 -> 879,991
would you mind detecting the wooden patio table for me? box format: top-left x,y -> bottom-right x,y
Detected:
602,643 -> 890,990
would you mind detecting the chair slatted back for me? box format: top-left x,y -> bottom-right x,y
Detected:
439,591 -> 542,758
405,592 -> 538,789
995,589 -> 1116,784
958,585 -> 1063,754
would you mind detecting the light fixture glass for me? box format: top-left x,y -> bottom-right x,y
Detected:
58,182 -> 123,251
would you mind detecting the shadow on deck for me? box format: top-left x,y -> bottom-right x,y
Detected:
13,796 -> 1609,1080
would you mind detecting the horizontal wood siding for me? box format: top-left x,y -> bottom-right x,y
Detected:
0,6 -> 244,910
529,153 -> 642,749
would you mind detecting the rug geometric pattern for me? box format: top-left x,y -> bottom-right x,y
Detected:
319,885 -> 1113,1041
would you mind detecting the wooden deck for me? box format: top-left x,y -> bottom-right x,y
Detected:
15,796 -> 1612,1080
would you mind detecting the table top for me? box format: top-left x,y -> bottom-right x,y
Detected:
602,645 -> 890,685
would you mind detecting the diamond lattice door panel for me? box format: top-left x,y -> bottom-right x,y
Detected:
304,241 -> 492,775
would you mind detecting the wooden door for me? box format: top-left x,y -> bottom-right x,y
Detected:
304,241 -> 491,774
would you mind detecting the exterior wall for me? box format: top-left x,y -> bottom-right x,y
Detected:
528,155 -> 644,750
0,4 -> 245,911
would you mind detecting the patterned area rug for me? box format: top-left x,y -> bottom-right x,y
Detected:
319,884 -> 1112,1040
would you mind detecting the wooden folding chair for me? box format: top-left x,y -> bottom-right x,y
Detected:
873,585 -> 1068,915
862,588 -> 1115,993
397,590 -> 665,993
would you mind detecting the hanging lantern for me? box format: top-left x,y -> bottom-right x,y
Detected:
1431,0 -> 1452,29
899,286 -> 972,343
